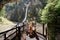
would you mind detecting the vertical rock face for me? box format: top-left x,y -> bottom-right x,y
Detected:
0,0 -> 9,10
0,0 -> 46,10
1,0 -> 46,22
20,0 -> 46,6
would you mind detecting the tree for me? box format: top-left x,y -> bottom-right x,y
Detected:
38,0 -> 60,40
0,6 -> 5,17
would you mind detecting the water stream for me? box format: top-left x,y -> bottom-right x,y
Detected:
22,3 -> 30,22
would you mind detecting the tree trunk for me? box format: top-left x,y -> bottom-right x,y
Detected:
43,23 -> 44,35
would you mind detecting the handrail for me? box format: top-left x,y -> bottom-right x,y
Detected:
0,24 -> 24,40
0,26 -> 17,34
0,2 -> 30,40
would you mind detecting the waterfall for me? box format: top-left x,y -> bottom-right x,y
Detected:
22,3 -> 30,22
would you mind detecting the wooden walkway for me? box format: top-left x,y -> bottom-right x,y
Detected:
12,31 -> 46,40
0,23 -> 46,40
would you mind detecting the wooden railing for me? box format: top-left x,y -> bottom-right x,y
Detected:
0,24 -> 24,40
0,23 -> 47,40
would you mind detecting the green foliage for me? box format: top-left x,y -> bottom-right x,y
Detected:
39,0 -> 60,40
47,0 -> 54,3
0,6 -> 5,17
38,1 -> 60,40
0,17 -> 14,25
39,0 -> 60,24
47,25 -> 55,40
39,6 -> 48,23
0,6 -> 5,22
27,6 -> 40,23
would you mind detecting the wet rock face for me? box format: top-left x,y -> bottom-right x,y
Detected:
0,0 -> 47,22
20,0 -> 45,6
0,0 -> 46,10
0,0 -> 15,10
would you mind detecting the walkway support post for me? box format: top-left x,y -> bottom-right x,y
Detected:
43,23 -> 44,36
18,27 -> 21,40
4,33 -> 6,40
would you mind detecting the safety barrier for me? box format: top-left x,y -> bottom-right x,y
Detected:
0,24 -> 24,40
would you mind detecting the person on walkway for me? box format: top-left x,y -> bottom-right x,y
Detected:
28,20 -> 33,35
21,30 -> 26,40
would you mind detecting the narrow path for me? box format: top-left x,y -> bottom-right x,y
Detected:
21,30 -> 46,40
25,33 -> 45,40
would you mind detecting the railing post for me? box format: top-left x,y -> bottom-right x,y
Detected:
16,26 -> 18,36
43,23 -> 44,36
18,27 -> 21,40
4,33 -> 6,40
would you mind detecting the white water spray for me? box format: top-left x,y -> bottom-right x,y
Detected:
22,2 -> 31,22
